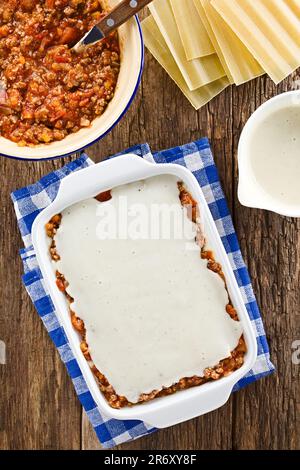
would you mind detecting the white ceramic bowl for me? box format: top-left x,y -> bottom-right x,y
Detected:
32,155 -> 257,428
0,1 -> 144,161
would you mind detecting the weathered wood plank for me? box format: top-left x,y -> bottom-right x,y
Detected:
231,72 -> 300,450
0,156 -> 81,450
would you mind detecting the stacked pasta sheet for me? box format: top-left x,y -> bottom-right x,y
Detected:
142,0 -> 300,109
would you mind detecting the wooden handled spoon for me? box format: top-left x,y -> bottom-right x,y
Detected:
73,0 -> 153,52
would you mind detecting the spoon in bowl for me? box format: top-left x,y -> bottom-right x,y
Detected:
73,0 -> 153,53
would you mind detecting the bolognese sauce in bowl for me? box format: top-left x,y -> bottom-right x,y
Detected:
0,0 -> 144,159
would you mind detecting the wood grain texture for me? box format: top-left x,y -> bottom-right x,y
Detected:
99,0 -> 153,36
231,74 -> 300,450
0,157 -> 82,450
0,25 -> 300,450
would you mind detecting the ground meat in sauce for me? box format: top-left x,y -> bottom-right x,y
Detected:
0,1 -> 120,145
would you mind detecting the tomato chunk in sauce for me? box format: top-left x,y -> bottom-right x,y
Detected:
0,1 -> 120,145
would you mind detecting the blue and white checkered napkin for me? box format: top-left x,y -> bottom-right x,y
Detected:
11,138 -> 274,448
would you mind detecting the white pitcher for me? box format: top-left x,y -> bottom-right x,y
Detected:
238,90 -> 300,218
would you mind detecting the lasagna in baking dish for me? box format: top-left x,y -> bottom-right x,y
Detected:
46,175 -> 246,408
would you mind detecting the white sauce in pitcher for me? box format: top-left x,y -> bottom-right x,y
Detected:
249,106 -> 300,206
54,175 -> 242,403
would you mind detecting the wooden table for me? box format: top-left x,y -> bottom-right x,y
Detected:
1,39 -> 300,451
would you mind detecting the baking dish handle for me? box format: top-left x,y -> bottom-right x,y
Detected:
138,381 -> 236,429
53,154 -> 156,208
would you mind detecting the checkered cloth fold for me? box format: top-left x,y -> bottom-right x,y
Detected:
11,138 -> 274,448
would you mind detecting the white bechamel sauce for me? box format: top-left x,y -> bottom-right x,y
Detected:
249,105 -> 300,206
54,175 -> 243,403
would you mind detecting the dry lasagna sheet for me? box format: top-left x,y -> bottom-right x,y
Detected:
197,0 -> 264,85
142,15 -> 229,110
169,0 -> 215,60
149,0 -> 225,90
211,0 -> 300,84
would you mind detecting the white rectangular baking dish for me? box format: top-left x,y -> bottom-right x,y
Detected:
32,154 -> 257,428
